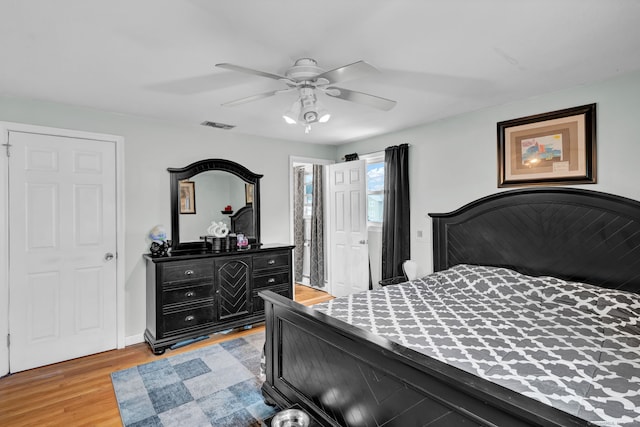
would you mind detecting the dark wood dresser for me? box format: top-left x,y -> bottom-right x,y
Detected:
144,244 -> 293,354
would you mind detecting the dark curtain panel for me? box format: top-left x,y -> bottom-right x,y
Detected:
309,164 -> 325,288
293,166 -> 305,283
382,144 -> 410,280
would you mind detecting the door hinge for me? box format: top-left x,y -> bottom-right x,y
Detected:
6,334 -> 9,347
2,142 -> 10,157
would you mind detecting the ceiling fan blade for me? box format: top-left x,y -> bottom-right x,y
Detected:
325,87 -> 397,111
221,88 -> 293,107
216,63 -> 293,83
315,61 -> 378,84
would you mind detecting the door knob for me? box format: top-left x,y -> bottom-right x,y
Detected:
359,240 -> 367,245
105,252 -> 115,261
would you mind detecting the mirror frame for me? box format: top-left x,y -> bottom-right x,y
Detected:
168,159 -> 262,252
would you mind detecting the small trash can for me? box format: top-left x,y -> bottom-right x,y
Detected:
263,404 -> 321,427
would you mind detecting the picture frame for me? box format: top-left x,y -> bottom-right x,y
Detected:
245,183 -> 254,205
179,180 -> 196,214
497,103 -> 596,188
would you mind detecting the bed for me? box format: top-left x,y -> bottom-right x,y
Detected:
259,187 -> 640,426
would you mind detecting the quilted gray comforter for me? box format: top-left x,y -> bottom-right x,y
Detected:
314,264 -> 640,426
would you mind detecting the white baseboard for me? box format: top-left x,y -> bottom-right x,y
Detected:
124,333 -> 145,347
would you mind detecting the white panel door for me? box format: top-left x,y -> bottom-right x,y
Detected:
8,131 -> 117,372
328,160 -> 368,297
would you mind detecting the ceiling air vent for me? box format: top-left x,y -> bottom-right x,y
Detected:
200,121 -> 235,130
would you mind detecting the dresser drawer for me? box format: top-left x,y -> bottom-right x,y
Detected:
253,252 -> 290,271
161,259 -> 213,284
162,305 -> 215,335
253,284 -> 291,313
253,271 -> 290,289
163,283 -> 214,306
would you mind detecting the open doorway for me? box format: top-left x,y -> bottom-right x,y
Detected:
289,157 -> 333,291
360,151 -> 385,288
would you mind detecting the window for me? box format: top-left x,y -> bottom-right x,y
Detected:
365,155 -> 385,225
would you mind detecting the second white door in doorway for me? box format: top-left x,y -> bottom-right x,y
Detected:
328,160 -> 369,297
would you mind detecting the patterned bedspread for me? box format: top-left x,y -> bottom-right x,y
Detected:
313,264 -> 640,426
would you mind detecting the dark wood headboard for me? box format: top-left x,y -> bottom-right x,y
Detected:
429,187 -> 640,294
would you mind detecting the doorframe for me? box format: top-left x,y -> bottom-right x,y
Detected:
0,122 -> 126,376
288,156 -> 334,294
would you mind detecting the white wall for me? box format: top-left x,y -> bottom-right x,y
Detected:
338,70 -> 640,278
3,68 -> 640,342
0,96 -> 336,341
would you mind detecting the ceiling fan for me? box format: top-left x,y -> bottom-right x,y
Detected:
215,58 -> 396,132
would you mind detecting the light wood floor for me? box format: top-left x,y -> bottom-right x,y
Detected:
0,284 -> 333,427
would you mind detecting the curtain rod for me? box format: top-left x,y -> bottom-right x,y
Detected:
341,143 -> 411,161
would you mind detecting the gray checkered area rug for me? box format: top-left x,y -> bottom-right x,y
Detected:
111,332 -> 277,426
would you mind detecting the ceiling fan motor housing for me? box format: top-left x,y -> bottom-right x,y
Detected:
285,58 -> 325,82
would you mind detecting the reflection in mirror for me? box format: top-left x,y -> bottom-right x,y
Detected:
179,181 -> 196,214
179,171 -> 250,241
168,159 -> 262,252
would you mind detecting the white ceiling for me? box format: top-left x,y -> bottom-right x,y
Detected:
2,0 -> 640,145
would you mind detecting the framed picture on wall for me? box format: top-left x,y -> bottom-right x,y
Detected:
179,180 -> 196,214
497,103 -> 597,187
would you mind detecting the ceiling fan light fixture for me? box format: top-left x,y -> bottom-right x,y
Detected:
300,94 -> 319,124
318,112 -> 331,123
282,89 -> 331,130
283,99 -> 301,124
315,99 -> 331,123
283,113 -> 297,124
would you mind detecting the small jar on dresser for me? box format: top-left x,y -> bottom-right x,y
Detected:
144,244 -> 294,354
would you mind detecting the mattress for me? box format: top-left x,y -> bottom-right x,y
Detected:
313,264 -> 640,426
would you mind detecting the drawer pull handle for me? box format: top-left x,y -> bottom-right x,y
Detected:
184,270 -> 194,276
185,315 -> 195,322
185,291 -> 196,298
267,259 -> 276,265
267,278 -> 276,284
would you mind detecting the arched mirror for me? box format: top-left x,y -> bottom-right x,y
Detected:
168,159 -> 262,252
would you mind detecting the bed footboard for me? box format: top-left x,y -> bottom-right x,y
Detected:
259,291 -> 589,427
